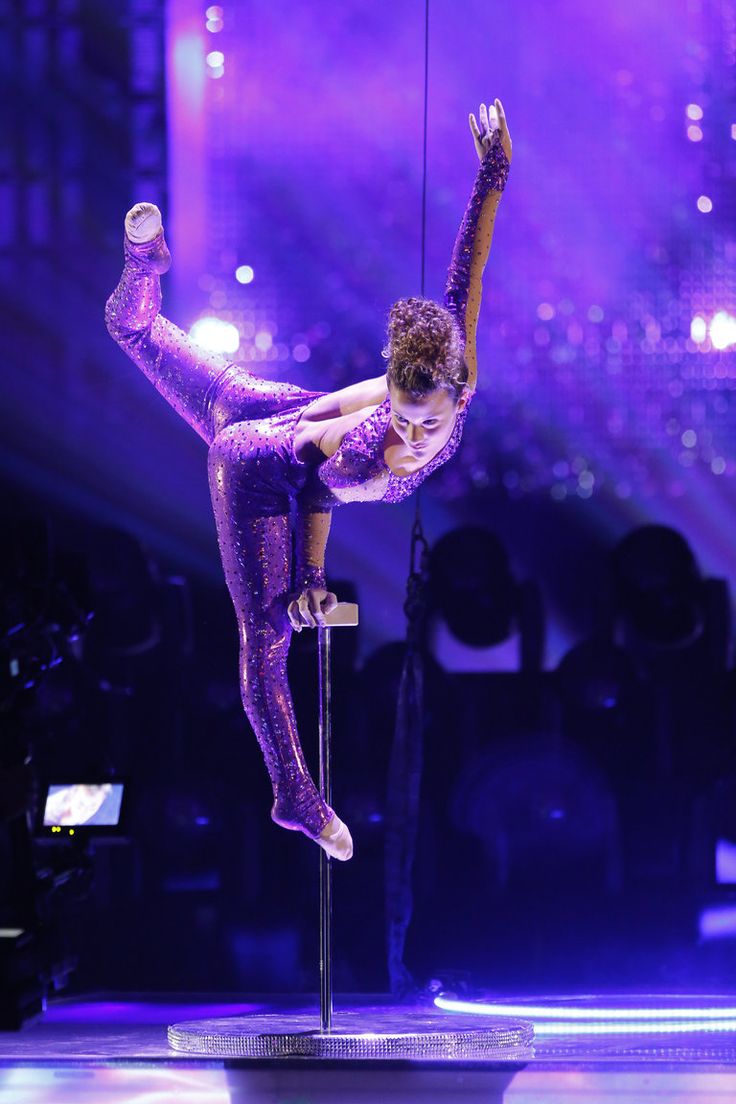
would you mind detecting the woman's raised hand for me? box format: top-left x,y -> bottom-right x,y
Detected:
469,98 -> 512,165
287,587 -> 339,631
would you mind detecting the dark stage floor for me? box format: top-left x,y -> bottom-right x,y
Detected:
2,992 -> 736,1102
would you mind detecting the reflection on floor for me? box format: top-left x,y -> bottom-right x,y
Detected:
2,993 -> 736,1103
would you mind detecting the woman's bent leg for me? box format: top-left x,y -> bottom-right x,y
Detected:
207,427 -> 334,838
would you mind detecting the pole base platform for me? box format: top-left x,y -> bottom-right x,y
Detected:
168,1006 -> 534,1059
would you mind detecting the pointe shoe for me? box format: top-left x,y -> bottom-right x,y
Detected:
125,202 -> 163,243
124,203 -> 170,274
316,814 -> 354,862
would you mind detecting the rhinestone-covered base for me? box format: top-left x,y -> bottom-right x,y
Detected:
168,1009 -> 534,1059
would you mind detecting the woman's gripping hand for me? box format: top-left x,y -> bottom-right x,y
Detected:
287,587 -> 339,631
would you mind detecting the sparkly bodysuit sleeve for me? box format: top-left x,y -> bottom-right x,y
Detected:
293,508 -> 331,591
104,232 -> 231,444
444,135 -> 510,392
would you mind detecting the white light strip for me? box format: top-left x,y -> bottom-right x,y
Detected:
435,995 -> 736,1023
537,1018 -> 736,1036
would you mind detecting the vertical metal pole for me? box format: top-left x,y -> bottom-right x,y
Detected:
318,625 -> 333,1034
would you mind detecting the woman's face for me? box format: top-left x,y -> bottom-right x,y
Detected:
388,383 -> 467,454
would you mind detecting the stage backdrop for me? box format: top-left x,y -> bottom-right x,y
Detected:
2,0 -> 734,661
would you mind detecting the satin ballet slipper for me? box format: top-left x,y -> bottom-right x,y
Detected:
125,202 -> 163,243
316,813 -> 354,862
123,203 -> 171,275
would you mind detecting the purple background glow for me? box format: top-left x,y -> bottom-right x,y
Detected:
2,0 -> 736,661
165,0 -> 736,658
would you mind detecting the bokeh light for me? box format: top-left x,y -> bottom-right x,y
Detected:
189,317 -> 240,354
205,5 -> 224,30
206,50 -> 224,78
710,311 -> 736,350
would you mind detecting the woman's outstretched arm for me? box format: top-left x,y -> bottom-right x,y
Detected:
444,98 -> 512,393
288,505 -> 337,630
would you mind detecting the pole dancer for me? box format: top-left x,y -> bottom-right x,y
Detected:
105,101 -> 512,863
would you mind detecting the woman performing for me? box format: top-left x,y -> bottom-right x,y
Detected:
105,100 -> 512,863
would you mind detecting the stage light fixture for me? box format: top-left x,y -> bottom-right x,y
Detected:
556,639 -> 639,715
427,526 -> 543,670
449,733 -> 618,891
611,525 -> 705,650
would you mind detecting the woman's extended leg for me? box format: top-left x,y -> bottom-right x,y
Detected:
105,216 -> 327,443
207,423 -> 353,859
104,229 -> 232,444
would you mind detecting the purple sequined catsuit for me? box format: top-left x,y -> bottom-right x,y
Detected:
104,138 -> 509,841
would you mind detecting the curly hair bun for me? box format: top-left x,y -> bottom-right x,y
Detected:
383,297 -> 467,398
